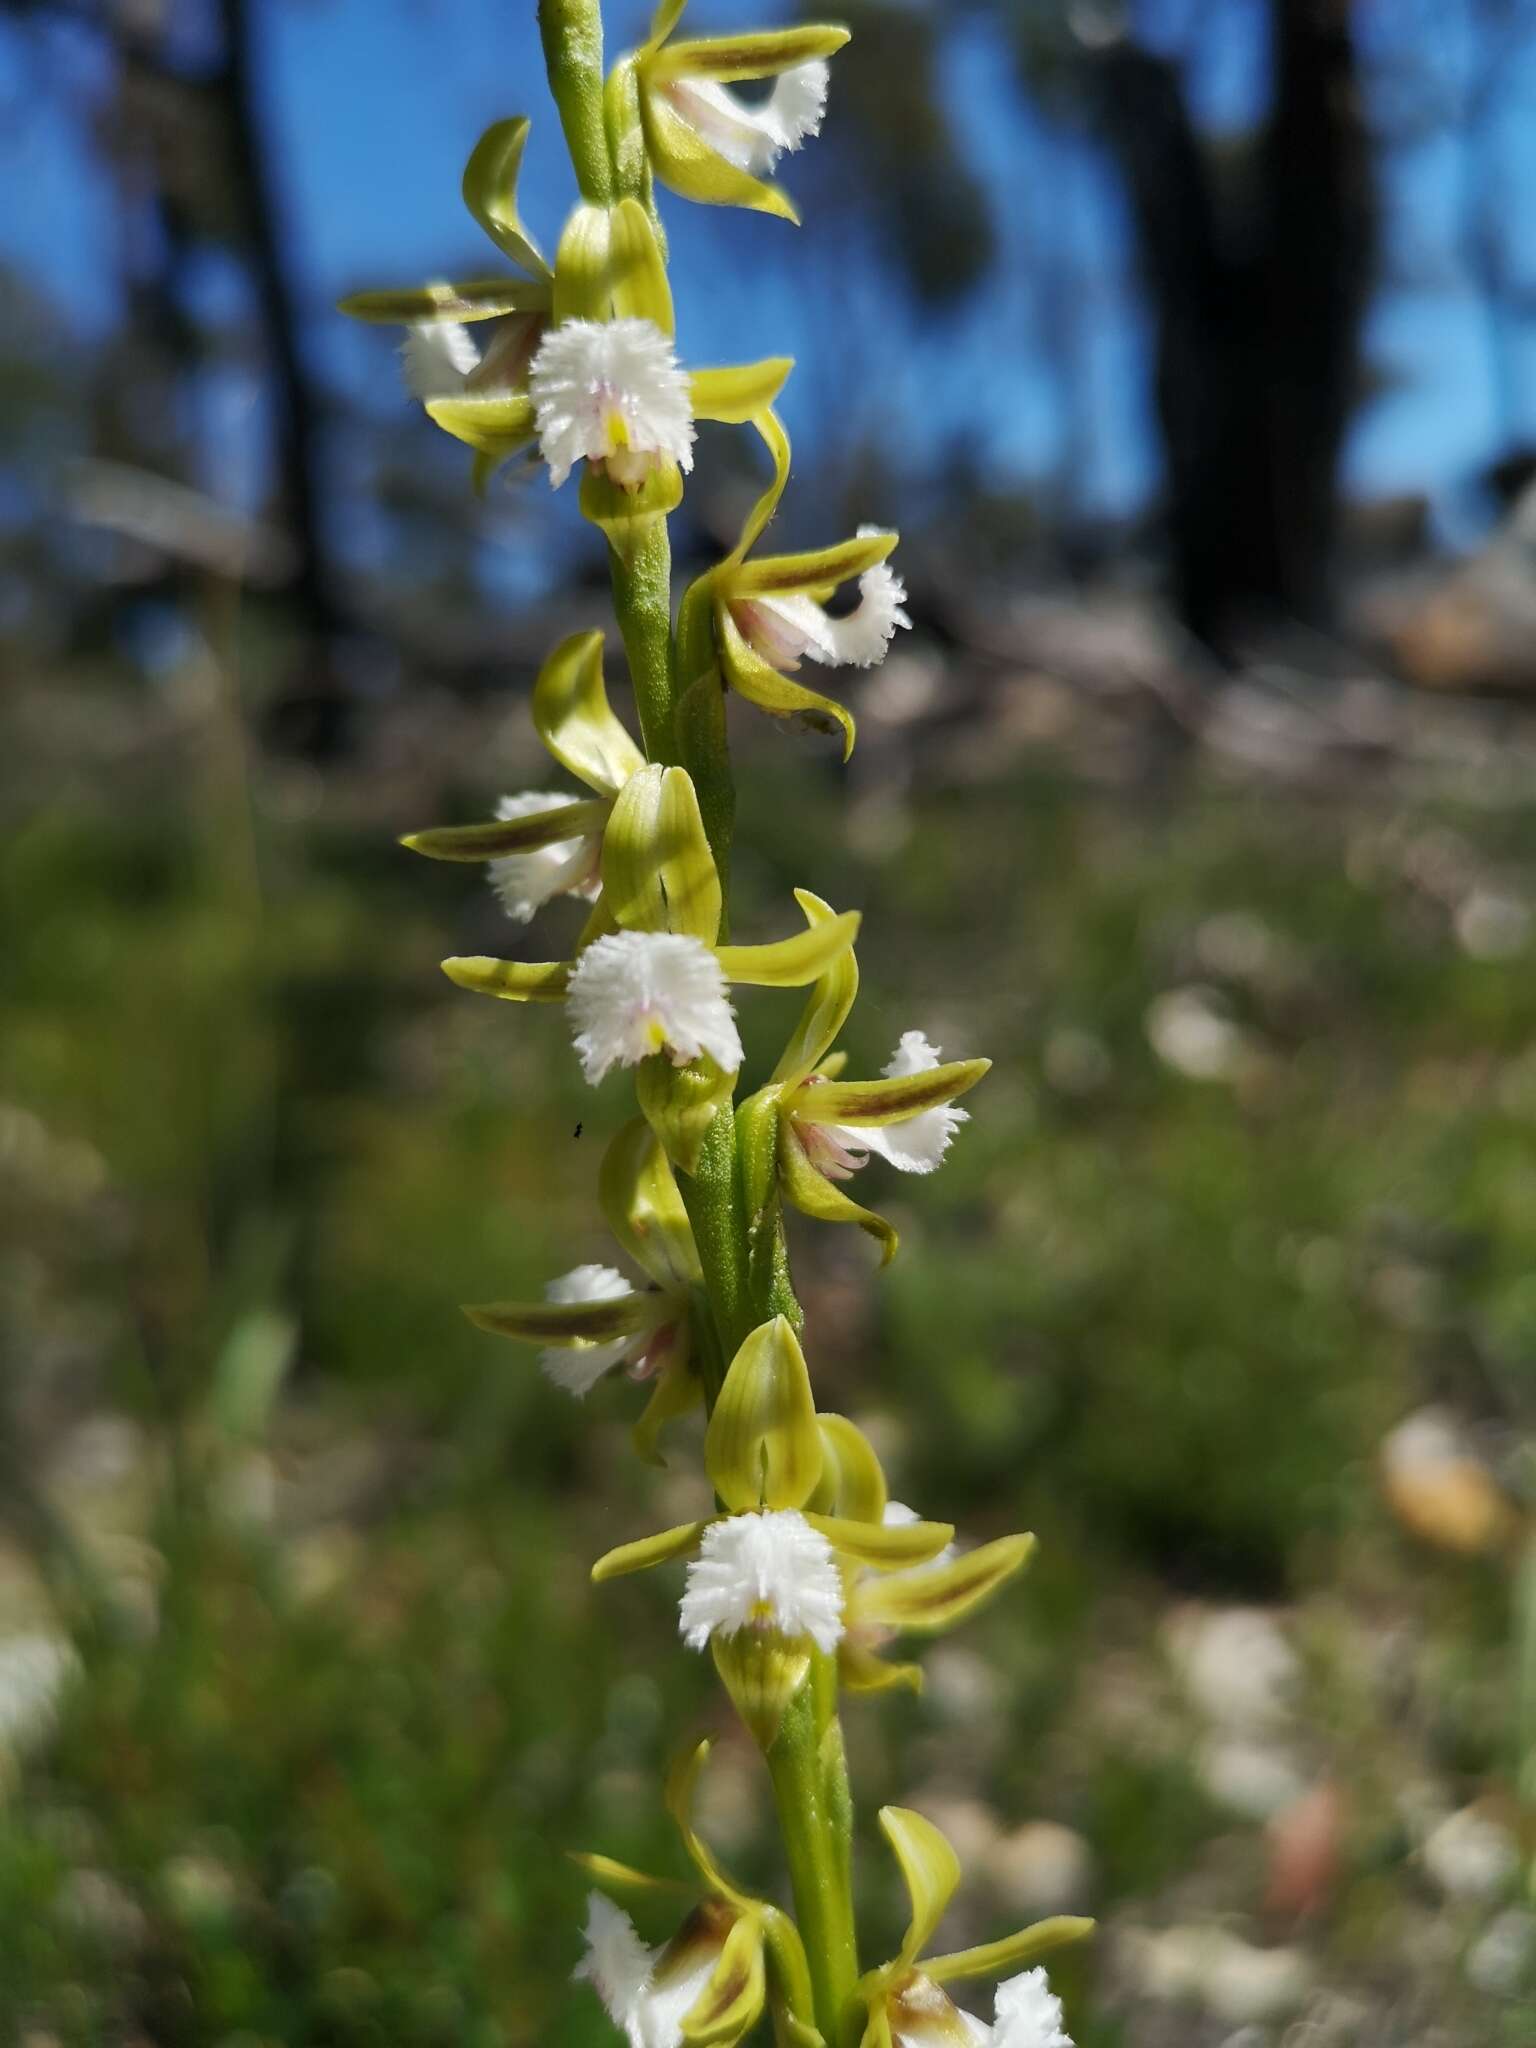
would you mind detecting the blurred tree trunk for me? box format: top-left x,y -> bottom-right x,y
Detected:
1092,0 -> 1373,654
9,0 -> 346,740
217,0 -> 342,657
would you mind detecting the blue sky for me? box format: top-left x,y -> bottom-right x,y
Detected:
5,0 -> 1536,547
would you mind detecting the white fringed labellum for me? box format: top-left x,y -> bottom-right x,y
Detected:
486,790 -> 604,923
529,317 -> 697,489
679,1509 -> 845,1655
567,931 -> 744,1084
795,1030 -> 972,1181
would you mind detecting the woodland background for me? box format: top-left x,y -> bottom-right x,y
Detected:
4,1 -> 1536,2042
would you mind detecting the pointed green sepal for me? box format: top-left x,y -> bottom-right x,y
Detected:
809,1413 -> 889,1526
838,1639 -> 924,1696
758,1907 -> 822,2048
600,1118 -> 703,1290
681,1911 -> 767,2046
852,1534 -> 1037,1637
880,1807 -> 962,1968
788,1059 -> 991,1130
591,1518 -> 711,1583
716,909 -> 859,988
639,91 -> 800,223
664,1740 -> 752,1906
691,359 -> 794,425
705,1316 -> 823,1512
723,410 -> 792,572
338,278 -> 550,324
569,1851 -> 693,1900
424,392 -> 537,456
552,203 -> 615,324
609,196 -> 675,334
633,1347 -> 703,1467
637,1054 -> 738,1175
925,1917 -> 1096,1986
471,444 -> 527,495
461,117 -> 552,280
462,1291 -> 657,1345
581,462 -> 686,562
712,1629 -> 814,1752
644,0 -> 689,57
440,956 -> 571,1001
401,799 -> 608,863
651,27 -> 851,82
807,1513 -> 954,1570
603,764 -> 723,943
532,629 -> 645,799
732,530 -> 895,599
770,890 -> 860,1087
575,891 -> 619,952
716,606 -> 855,759
778,1119 -> 898,1264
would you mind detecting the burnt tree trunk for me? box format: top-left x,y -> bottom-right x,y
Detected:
1092,0 -> 1373,655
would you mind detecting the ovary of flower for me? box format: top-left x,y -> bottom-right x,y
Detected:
400,321 -> 481,401
660,59 -> 830,176
798,1031 -> 969,1180
529,317 -> 696,489
680,1509 -> 844,1655
575,1892 -> 716,2048
487,791 -> 603,924
566,932 -> 743,1085
539,1265 -> 640,1396
731,529 -> 910,672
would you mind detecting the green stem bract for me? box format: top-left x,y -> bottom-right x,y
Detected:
767,1664 -> 861,2048
538,0 -> 614,204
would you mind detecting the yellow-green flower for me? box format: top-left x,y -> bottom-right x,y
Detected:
855,1808 -> 1092,2048
573,1739 -> 817,2048
633,0 -> 850,223
734,891 -> 989,1264
681,413 -> 911,758
338,115 -> 552,477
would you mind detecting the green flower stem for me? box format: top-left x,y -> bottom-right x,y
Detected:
679,1106 -> 751,1403
674,583 -> 736,918
538,0 -> 613,204
767,1662 -> 861,2048
536,11 -> 863,2035
609,518 -> 679,765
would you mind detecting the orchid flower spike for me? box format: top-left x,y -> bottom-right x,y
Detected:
634,1 -> 851,222
854,1809 -> 1091,2048
684,413 -> 911,758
